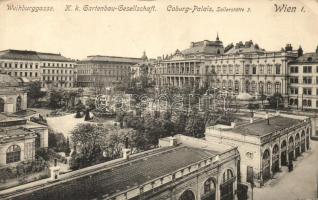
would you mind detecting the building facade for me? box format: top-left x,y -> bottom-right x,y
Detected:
1,135 -> 239,200
0,74 -> 28,114
288,48 -> 318,110
0,49 -> 76,89
205,114 -> 312,187
76,55 -> 143,91
154,37 -> 313,102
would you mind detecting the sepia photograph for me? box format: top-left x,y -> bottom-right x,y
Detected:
0,0 -> 318,199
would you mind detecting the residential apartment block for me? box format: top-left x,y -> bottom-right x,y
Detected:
0,49 -> 76,89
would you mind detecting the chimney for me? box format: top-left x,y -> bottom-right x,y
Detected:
231,122 -> 236,128
250,112 -> 254,124
169,136 -> 177,147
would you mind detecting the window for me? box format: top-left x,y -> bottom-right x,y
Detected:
275,82 -> 281,93
290,88 -> 298,95
303,99 -> 312,107
290,66 -> 299,73
290,77 -> 298,84
275,65 -> 281,74
303,66 -> 312,73
235,66 -> 239,74
267,65 -> 272,74
229,66 -> 233,74
252,66 -> 257,74
303,76 -> 312,84
259,65 -> 264,74
303,88 -> 311,95
303,88 -> 312,95
266,82 -> 272,94
6,145 -> 21,164
25,72 -> 27,77
245,65 -> 249,74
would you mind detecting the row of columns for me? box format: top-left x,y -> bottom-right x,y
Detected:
260,129 -> 310,184
160,62 -> 201,75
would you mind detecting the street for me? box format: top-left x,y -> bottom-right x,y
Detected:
253,140 -> 318,200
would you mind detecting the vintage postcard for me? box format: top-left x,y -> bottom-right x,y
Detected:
0,0 -> 317,199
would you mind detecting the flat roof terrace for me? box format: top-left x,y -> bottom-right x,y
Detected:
231,116 -> 304,137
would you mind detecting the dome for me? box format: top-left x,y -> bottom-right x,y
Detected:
236,93 -> 253,101
0,73 -> 20,87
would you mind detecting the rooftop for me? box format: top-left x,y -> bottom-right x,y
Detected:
182,39 -> 224,56
0,73 -> 26,87
0,127 -> 35,143
86,145 -> 217,197
291,52 -> 318,64
0,49 -> 73,62
224,40 -> 265,55
231,116 -> 304,137
81,55 -> 143,64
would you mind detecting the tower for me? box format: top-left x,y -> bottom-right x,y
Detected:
216,32 -> 220,41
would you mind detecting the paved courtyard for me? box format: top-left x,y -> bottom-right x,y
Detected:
253,140 -> 318,200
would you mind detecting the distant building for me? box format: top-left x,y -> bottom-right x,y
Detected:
0,73 -> 28,114
0,49 -> 76,89
205,113 -> 312,186
76,55 -> 143,91
288,46 -> 318,109
131,52 -> 156,85
2,135 -> 239,200
154,37 -> 304,104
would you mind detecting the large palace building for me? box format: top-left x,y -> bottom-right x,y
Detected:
0,135 -> 239,200
0,49 -> 76,89
154,35 -> 318,107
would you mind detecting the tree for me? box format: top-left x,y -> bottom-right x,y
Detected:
70,123 -> 105,166
268,93 -> 284,109
27,81 -> 46,107
48,89 -> 65,109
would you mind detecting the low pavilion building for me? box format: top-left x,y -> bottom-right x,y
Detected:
0,135 -> 239,200
205,113 -> 312,187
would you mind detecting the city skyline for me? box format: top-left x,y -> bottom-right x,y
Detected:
0,0 -> 318,60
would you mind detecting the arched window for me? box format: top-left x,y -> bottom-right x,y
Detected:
0,98 -> 4,113
273,144 -> 279,154
251,81 -> 256,93
223,169 -> 234,183
266,82 -> 272,94
275,82 -> 281,93
234,81 -> 240,93
259,82 -> 264,94
281,140 -> 287,148
263,149 -> 270,160
204,178 -> 216,194
6,145 -> 21,164
179,190 -> 195,200
16,96 -> 22,112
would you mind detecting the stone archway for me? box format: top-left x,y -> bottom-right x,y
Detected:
0,98 -> 4,113
301,131 -> 306,153
272,144 -> 280,174
295,134 -> 300,158
288,137 -> 294,162
220,169 -> 234,200
306,128 -> 310,149
179,189 -> 195,200
280,140 -> 287,166
201,178 -> 216,200
262,149 -> 271,182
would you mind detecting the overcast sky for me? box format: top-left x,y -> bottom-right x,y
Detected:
0,0 -> 317,60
